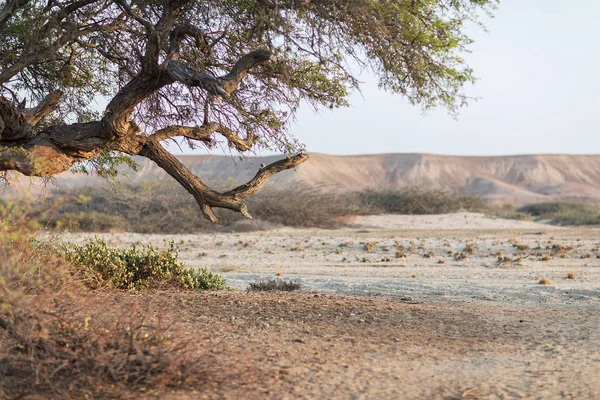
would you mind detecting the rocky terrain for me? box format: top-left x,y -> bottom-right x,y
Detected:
63,213 -> 600,399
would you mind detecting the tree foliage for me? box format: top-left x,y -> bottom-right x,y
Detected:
0,0 -> 496,220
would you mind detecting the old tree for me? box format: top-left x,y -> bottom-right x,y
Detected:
0,0 -> 495,221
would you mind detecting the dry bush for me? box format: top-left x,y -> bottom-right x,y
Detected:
247,186 -> 368,228
358,187 -> 490,215
464,242 -> 477,254
518,202 -> 600,226
363,242 -> 377,253
25,183 -> 598,233
21,182 -> 371,232
247,279 -> 301,292
0,210 -> 204,398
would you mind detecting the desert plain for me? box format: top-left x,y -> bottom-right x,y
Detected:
62,212 -> 600,399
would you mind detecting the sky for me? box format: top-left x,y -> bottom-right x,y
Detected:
180,0 -> 600,157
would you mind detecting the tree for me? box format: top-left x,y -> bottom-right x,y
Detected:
0,0 -> 495,221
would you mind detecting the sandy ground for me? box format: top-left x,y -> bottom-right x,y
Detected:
68,213 -> 600,399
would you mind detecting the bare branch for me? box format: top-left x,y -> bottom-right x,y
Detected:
225,153 -> 309,199
140,140 -> 307,222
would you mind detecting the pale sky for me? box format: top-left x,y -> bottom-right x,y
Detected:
179,0 -> 600,156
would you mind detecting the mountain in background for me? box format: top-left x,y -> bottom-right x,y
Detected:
6,153 -> 600,205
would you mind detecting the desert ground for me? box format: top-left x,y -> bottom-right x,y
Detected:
69,213 -> 600,399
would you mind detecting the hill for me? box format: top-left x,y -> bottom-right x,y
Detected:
6,153 -> 600,205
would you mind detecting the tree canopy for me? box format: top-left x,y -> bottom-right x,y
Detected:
0,0 -> 496,221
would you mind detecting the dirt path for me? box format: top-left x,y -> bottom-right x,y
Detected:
109,290 -> 599,400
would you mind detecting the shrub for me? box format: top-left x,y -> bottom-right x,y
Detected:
248,279 -> 301,292
358,187 -> 490,215
180,267 -> 228,290
63,237 -> 226,290
517,202 -> 600,226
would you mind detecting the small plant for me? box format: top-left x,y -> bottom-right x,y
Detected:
464,242 -> 477,254
395,250 -> 407,258
539,277 -> 552,285
364,242 -> 377,253
63,238 -> 226,290
567,272 -> 576,280
248,279 -> 301,292
180,268 -> 228,290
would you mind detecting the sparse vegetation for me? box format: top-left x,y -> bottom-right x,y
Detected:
518,202 -> 600,226
248,279 -> 301,292
567,272 -> 577,280
7,184 -> 600,236
14,182 -> 370,232
0,214 -> 203,398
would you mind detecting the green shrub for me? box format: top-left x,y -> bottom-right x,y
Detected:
63,238 -> 226,290
180,268 -> 228,290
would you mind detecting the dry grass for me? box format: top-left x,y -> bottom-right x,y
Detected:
539,277 -> 552,285
567,272 -> 577,280
0,210 -> 205,398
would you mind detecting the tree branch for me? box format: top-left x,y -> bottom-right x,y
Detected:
166,49 -> 275,98
151,122 -> 257,152
225,153 -> 308,199
0,91 -> 63,141
167,23 -> 209,60
166,61 -> 228,97
151,124 -> 217,143
218,50 -> 275,95
139,140 -> 308,222
0,0 -> 29,27
22,90 -> 63,127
